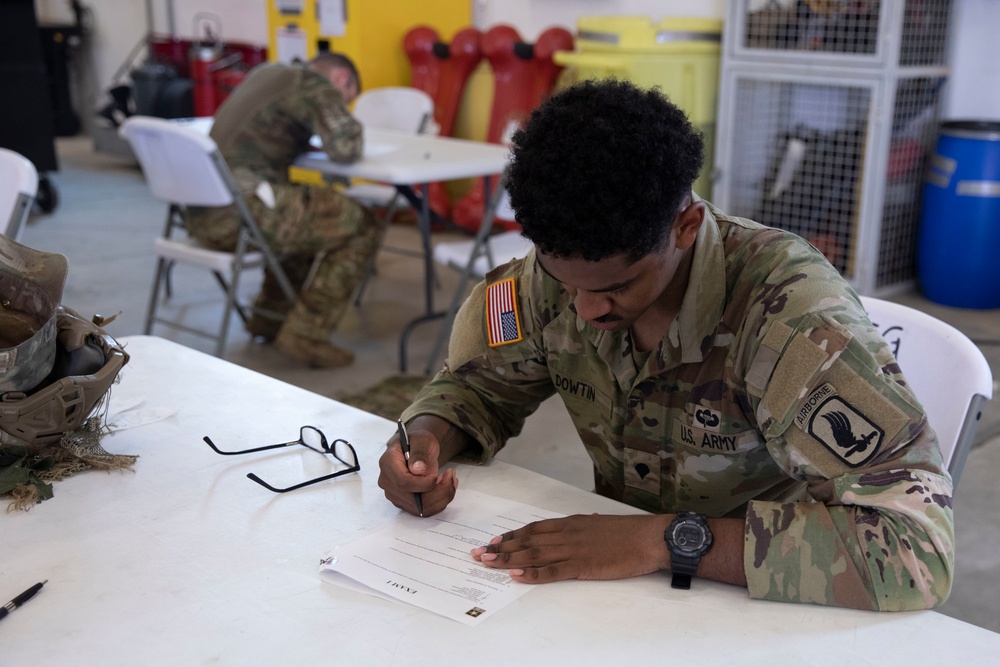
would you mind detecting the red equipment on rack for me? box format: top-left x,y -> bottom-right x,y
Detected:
149,13 -> 266,118
189,14 -> 266,117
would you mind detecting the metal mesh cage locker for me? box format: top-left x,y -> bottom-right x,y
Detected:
730,0 -> 950,68
713,1 -> 952,295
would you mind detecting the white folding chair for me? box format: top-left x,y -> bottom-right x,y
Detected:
353,86 -> 436,134
345,86 -> 435,209
120,116 -> 296,358
0,148 -> 38,242
347,86 -> 437,306
859,296 -> 994,489
421,188 -> 532,374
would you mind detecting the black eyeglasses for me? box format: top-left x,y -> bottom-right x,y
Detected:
202,426 -> 360,493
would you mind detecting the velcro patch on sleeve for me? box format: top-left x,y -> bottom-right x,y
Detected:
746,321 -> 794,395
761,332 -> 829,427
485,277 -> 523,347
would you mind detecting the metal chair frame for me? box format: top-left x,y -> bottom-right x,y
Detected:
0,147 -> 38,241
121,116 -> 296,357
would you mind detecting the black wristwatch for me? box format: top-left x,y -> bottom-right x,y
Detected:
664,511 -> 713,590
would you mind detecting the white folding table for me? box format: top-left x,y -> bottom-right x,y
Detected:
2,335 -> 998,666
295,128 -> 510,371
174,119 -> 511,371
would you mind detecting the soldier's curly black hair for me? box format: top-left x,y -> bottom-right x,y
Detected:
507,79 -> 704,262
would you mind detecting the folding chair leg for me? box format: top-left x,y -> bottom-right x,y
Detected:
424,266 -> 475,374
214,270 -> 240,357
353,264 -> 377,307
164,260 -> 175,299
212,271 -> 251,324
352,191 -> 407,308
144,256 -> 170,334
423,177 -> 506,374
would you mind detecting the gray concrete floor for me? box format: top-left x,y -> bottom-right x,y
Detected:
19,136 -> 999,632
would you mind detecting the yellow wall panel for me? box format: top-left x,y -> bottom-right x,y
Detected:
269,0 -> 472,90
267,1 -> 321,61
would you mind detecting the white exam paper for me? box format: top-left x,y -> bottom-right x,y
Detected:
319,489 -> 563,626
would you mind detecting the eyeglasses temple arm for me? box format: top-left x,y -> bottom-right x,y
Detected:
246,466 -> 361,494
202,436 -> 301,455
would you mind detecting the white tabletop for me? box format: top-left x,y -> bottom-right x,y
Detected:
173,118 -> 510,184
2,336 -> 997,666
293,127 -> 510,184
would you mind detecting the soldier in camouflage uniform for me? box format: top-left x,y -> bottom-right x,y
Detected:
376,80 -> 954,611
186,53 -> 384,367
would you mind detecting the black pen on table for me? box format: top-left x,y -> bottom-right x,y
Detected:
0,580 -> 47,622
396,419 -> 424,517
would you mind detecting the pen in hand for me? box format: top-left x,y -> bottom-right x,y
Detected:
397,419 -> 424,517
0,580 -> 47,622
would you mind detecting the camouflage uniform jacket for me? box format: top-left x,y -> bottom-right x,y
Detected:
209,61 -> 362,184
402,202 -> 954,611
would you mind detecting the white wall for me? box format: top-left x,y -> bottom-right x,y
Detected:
943,0 -> 1000,120
150,0 -> 269,43
35,0 -> 268,132
36,0 -> 267,88
37,0 -> 146,120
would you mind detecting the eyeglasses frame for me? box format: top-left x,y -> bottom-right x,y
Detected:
202,425 -> 360,493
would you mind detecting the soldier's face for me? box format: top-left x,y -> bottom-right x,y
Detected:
535,200 -> 704,333
537,246 -> 676,331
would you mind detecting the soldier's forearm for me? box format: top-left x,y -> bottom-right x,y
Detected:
700,518 -> 749,587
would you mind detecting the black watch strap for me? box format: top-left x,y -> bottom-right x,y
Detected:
670,554 -> 700,590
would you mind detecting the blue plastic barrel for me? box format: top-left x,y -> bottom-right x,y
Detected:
918,120 -> 1000,308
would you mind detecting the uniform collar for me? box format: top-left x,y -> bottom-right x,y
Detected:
671,198 -> 726,365
627,197 -> 727,385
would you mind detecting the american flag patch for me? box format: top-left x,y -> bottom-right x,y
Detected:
486,278 -> 523,347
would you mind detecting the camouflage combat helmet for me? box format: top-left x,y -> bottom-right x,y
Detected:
0,235 -> 128,448
0,235 -> 67,392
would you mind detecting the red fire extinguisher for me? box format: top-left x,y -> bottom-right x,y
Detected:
190,13 -> 224,117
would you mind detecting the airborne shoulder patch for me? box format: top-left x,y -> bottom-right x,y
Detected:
485,277 -> 523,347
807,396 -> 883,467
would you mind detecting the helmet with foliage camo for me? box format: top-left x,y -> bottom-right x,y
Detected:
0,235 -> 128,447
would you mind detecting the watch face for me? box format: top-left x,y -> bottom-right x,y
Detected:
669,519 -> 710,555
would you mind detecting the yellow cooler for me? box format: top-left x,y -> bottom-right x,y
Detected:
555,17 -> 722,199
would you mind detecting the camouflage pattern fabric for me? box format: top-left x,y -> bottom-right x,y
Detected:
0,235 -> 68,392
186,62 -> 385,341
401,201 -> 954,611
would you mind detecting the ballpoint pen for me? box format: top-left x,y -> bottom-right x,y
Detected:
0,580 -> 47,622
396,419 -> 424,517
